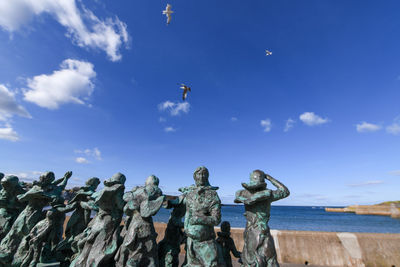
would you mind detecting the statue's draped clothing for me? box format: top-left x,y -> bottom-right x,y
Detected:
71,183 -> 125,267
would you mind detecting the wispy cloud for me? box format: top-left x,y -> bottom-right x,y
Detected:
158,101 -> 190,116
347,180 -> 384,187
356,122 -> 381,133
74,147 -> 102,162
231,117 -> 238,122
299,112 -> 329,126
159,117 -> 166,122
75,157 -> 89,164
164,126 -> 176,133
0,84 -> 31,120
386,117 -> 400,135
0,0 -> 129,61
0,124 -> 19,142
388,170 -> 400,176
260,118 -> 272,132
5,170 -> 44,182
23,59 -> 96,109
284,118 -> 295,132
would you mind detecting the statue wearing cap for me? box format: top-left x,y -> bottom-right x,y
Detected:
234,170 -> 290,267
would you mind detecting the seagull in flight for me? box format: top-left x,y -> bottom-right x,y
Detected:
162,4 -> 174,25
178,83 -> 191,100
265,50 -> 272,56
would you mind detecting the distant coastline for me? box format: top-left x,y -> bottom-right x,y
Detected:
325,201 -> 400,218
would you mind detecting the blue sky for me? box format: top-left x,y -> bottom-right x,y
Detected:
0,0 -> 399,205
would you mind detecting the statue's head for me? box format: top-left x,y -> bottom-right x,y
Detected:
193,166 -> 210,187
104,172 -> 126,187
220,221 -> 231,233
242,170 -> 267,191
1,175 -> 20,191
85,177 -> 101,189
145,175 -> 159,187
39,172 -> 55,186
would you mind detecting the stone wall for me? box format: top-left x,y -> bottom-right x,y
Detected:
154,223 -> 400,267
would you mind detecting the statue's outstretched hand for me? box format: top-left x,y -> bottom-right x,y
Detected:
64,171 -> 73,180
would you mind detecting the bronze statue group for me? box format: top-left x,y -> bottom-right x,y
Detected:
0,167 -> 289,267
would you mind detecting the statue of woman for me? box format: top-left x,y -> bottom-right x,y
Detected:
234,170 -> 289,267
56,177 -> 100,264
70,172 -> 126,267
0,171 -> 71,267
0,175 -> 26,241
115,175 -> 165,267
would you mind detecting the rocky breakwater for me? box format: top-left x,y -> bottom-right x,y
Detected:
325,201 -> 400,218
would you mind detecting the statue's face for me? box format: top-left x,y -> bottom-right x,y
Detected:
194,169 -> 209,186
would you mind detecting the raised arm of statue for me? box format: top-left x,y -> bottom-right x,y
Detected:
266,174 -> 290,201
234,190 -> 272,205
53,171 -> 72,191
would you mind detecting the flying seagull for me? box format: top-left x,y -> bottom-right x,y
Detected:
265,50 -> 272,56
162,4 -> 174,25
178,83 -> 191,100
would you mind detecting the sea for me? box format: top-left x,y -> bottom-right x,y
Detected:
153,205 -> 400,233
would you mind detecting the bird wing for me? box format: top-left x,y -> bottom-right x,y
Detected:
182,90 -> 187,100
167,14 -> 171,24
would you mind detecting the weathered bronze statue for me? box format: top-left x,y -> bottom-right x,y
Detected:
0,175 -> 26,241
0,173 -> 3,191
158,198 -> 186,267
234,170 -> 289,267
70,172 -> 125,267
115,175 -> 165,267
56,177 -> 101,265
0,171 -> 71,267
178,166 -> 222,267
216,221 -> 242,267
65,177 -> 101,239
20,200 -> 77,267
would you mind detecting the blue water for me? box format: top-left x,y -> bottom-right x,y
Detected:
153,205 -> 400,233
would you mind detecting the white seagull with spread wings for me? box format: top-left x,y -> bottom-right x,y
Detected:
265,50 -> 272,56
178,83 -> 191,100
162,4 -> 174,25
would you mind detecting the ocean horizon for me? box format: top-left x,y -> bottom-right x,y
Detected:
153,205 -> 400,234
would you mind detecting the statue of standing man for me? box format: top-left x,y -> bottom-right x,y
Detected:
176,166 -> 223,267
234,170 -> 289,267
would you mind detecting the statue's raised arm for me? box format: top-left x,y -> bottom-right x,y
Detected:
266,174 -> 290,202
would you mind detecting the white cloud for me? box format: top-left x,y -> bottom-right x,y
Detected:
347,180 -> 384,187
0,124 -> 19,141
386,121 -> 400,135
74,147 -> 102,161
260,118 -> 272,132
158,101 -> 190,116
388,170 -> 400,176
356,122 -> 381,133
284,118 -> 295,132
299,112 -> 329,126
231,117 -> 238,122
0,0 -> 129,61
164,126 -> 176,133
75,157 -> 89,164
6,170 -> 44,181
0,84 -> 31,120
159,117 -> 166,122
23,59 -> 96,109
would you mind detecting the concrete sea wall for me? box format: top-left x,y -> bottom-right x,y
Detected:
154,223 -> 400,267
